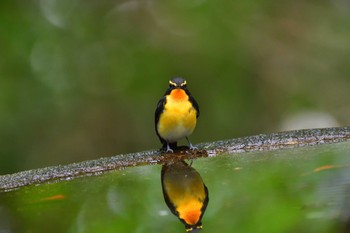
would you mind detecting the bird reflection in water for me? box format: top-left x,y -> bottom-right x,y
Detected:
161,160 -> 209,232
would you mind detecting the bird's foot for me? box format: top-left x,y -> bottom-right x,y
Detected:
165,143 -> 174,153
188,142 -> 198,150
165,148 -> 174,153
186,137 -> 197,150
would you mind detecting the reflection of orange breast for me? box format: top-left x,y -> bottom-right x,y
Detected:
179,204 -> 202,226
170,183 -> 205,226
163,166 -> 206,226
157,89 -> 197,142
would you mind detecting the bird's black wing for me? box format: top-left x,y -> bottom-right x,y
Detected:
161,164 -> 178,216
187,91 -> 200,118
155,96 -> 167,145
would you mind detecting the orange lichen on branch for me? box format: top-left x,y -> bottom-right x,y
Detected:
40,194 -> 66,202
302,163 -> 350,176
313,165 -> 336,172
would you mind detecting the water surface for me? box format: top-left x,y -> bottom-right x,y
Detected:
1,142 -> 350,233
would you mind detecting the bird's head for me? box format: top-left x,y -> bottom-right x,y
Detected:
169,77 -> 187,89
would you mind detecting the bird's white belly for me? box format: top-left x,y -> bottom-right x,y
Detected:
161,124 -> 193,143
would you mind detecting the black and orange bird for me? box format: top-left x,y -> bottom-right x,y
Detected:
155,77 -> 199,152
161,161 -> 209,232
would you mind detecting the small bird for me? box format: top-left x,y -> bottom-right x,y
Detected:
161,161 -> 209,232
155,77 -> 199,152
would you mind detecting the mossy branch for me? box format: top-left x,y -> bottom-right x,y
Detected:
1,126 -> 350,192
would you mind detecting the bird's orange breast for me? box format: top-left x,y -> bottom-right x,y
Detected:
170,89 -> 188,101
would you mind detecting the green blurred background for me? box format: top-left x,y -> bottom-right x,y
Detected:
1,0 -> 350,174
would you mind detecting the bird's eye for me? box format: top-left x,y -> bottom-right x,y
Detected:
169,80 -> 177,87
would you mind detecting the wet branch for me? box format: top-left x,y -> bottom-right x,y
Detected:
1,126 -> 350,192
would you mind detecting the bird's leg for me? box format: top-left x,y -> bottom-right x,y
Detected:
186,137 -> 197,150
166,142 -> 174,153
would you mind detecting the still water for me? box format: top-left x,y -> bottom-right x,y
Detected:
1,142 -> 350,233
